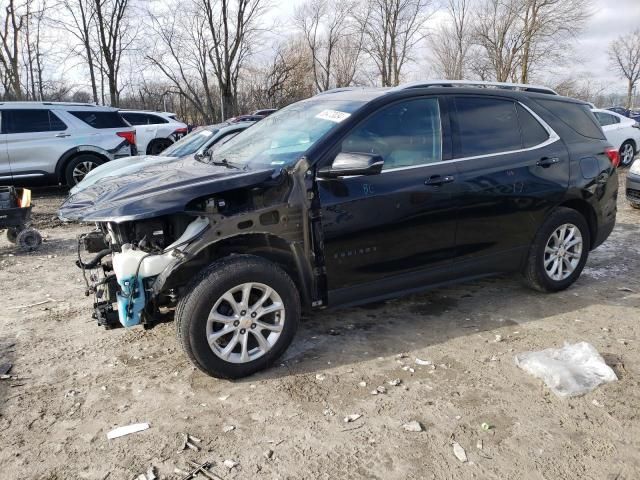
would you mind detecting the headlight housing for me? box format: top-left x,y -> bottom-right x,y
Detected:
630,159 -> 640,175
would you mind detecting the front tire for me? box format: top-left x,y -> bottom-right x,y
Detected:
620,140 -> 636,167
147,138 -> 173,155
524,207 -> 590,292
176,255 -> 300,379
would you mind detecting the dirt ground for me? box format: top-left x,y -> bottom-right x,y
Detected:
1,176 -> 639,480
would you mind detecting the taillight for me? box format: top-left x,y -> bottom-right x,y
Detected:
117,131 -> 136,146
174,127 -> 188,135
605,147 -> 620,168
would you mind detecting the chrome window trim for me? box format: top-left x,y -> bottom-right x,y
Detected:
379,101 -> 559,173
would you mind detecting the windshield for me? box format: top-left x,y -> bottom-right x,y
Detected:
207,99 -> 365,169
161,127 -> 218,157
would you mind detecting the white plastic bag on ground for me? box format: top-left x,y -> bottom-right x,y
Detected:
515,342 -> 617,397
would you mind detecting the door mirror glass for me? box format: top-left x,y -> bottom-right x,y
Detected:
317,152 -> 384,178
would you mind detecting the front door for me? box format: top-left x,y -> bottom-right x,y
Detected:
317,97 -> 458,305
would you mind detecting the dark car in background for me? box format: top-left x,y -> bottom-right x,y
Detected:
60,81 -> 618,379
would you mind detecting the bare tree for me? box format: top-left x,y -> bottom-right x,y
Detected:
294,0 -> 363,92
93,0 -> 137,106
357,0 -> 432,86
518,0 -> 591,83
146,2 -> 218,123
0,0 -> 28,99
431,0 -> 472,79
474,0 -> 525,82
59,0 -> 100,103
199,0 -> 266,118
609,30 -> 640,109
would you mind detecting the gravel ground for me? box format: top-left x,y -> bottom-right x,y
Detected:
0,178 -> 639,480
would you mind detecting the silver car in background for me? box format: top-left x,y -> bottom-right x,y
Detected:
0,102 -> 136,186
70,121 -> 253,195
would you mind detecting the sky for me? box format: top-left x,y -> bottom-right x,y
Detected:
265,0 -> 640,95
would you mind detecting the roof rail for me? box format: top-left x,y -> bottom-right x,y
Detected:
314,87 -> 361,96
393,80 -> 558,95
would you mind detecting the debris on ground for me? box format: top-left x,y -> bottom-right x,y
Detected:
106,422 -> 150,440
222,425 -> 235,433
315,373 -> 326,381
476,439 -> 483,450
344,414 -> 362,423
388,379 -> 401,386
135,466 -> 157,480
0,362 -> 12,375
358,381 -> 367,387
223,459 -> 238,469
264,449 -> 274,459
178,433 -> 202,452
415,358 -> 432,366
370,386 -> 386,395
481,422 -> 492,431
402,421 -> 423,432
515,342 -> 618,397
452,441 -> 468,462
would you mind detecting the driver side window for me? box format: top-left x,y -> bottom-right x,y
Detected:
341,98 -> 442,170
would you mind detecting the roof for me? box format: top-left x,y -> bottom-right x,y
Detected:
0,101 -> 117,111
119,109 -> 177,116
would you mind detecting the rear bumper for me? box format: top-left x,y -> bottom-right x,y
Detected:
626,171 -> 640,205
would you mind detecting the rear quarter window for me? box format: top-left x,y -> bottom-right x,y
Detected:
534,99 -> 605,140
70,110 -> 128,129
516,104 -> 549,147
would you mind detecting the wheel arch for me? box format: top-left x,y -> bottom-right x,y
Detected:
155,232 -> 314,311
55,147 -> 111,184
146,137 -> 174,155
557,199 -> 597,249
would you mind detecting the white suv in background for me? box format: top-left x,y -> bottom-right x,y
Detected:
0,102 -> 136,186
592,108 -> 640,166
119,110 -> 188,155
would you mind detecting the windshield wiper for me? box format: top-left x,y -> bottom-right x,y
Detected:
210,158 -> 240,170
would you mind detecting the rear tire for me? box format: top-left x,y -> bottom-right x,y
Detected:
524,207 -> 590,292
64,154 -> 104,186
16,228 -> 42,251
147,138 -> 173,155
176,255 -> 300,379
620,140 -> 636,167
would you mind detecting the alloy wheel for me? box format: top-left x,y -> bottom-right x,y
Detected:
621,143 -> 635,166
72,161 -> 97,184
206,282 -> 285,363
543,223 -> 583,281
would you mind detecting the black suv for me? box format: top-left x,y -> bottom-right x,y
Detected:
60,81 -> 618,379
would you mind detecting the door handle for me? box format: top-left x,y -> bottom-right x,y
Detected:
537,156 -> 560,167
55,133 -> 71,138
425,174 -> 455,186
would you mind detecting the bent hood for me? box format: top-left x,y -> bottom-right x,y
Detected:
59,157 -> 276,222
69,154 -> 171,196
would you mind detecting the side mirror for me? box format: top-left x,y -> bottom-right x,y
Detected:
317,152 -> 384,178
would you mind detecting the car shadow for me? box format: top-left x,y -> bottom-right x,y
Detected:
244,271 -> 636,381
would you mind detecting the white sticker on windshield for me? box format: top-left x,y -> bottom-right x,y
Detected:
315,109 -> 351,123
199,130 -> 213,137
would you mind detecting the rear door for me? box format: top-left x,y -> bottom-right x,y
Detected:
4,109 -> 70,179
318,96 -> 459,303
451,95 -> 569,268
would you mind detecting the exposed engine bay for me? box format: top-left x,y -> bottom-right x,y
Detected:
71,164 -> 317,331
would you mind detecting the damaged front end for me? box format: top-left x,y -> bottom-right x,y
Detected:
62,156 -> 318,331
78,215 -> 209,329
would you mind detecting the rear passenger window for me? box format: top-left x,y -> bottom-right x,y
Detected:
70,111 -> 128,129
535,99 -> 605,140
341,98 -> 442,170
454,97 -> 521,157
594,112 -> 620,127
516,104 -> 549,147
3,109 -> 68,133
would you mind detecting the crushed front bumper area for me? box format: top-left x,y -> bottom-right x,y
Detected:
78,217 -> 209,329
